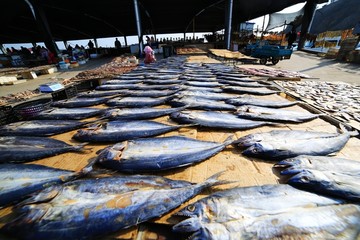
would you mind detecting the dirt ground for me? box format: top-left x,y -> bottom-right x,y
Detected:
0,50 -> 359,98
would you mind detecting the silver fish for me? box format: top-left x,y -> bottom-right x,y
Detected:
171,110 -> 275,129
176,90 -> 237,101
236,105 -> 322,123
287,169 -> 360,202
185,81 -> 223,88
34,107 -> 104,120
169,96 -> 236,111
97,136 -> 233,172
102,106 -> 186,120
175,204 -> 360,240
0,161 -> 94,207
0,120 -> 93,136
0,136 -> 86,162
218,79 -> 270,88
2,172 -> 226,240
241,128 -> 357,160
51,97 -> 111,108
223,86 -> 280,95
73,120 -> 191,142
106,96 -> 172,108
275,155 -> 360,176
226,95 -> 297,108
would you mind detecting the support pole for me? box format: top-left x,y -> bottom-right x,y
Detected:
63,41 -> 68,49
124,36 -> 128,47
94,38 -> 98,54
298,0 -> 317,50
26,0 -> 59,55
224,0 -> 234,50
0,44 -> 6,54
133,0 -> 143,56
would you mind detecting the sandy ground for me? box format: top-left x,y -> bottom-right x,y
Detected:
0,50 -> 359,98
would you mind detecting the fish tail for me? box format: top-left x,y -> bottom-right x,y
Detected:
73,142 -> 91,152
201,170 -> 233,188
223,135 -> 235,146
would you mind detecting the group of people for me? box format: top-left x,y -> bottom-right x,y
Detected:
5,45 -> 56,64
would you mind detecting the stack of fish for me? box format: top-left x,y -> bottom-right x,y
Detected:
276,80 -> 360,124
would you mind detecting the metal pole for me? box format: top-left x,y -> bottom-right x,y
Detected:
0,44 -> 6,54
124,36 -> 128,47
133,0 -> 143,55
224,0 -> 233,50
260,15 -> 266,40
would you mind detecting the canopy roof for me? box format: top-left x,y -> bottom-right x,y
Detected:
310,0 -> 360,34
0,0 -> 317,44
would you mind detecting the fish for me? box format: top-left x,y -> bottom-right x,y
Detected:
173,204 -> 360,240
97,136 -> 233,172
135,84 -> 182,91
235,105 -> 322,123
226,95 -> 298,108
170,110 -> 275,130
169,96 -> 236,111
215,72 -> 251,78
184,86 -> 224,93
72,120 -> 192,142
103,79 -> 143,84
102,106 -> 187,120
95,84 -> 140,90
0,136 -> 87,163
287,169 -> 360,202
33,107 -> 104,120
115,74 -> 145,79
274,155 -> 360,176
176,90 -> 237,101
142,79 -> 184,85
173,184 -> 343,223
125,89 -> 179,98
2,172 -> 226,240
148,74 -> 181,79
106,96 -> 172,108
241,127 -> 357,160
218,79 -> 270,88
172,184 -> 353,239
76,90 -> 128,98
185,81 -> 223,88
222,86 -> 281,95
233,129 -> 343,148
51,97 -> 111,108
0,161 -> 94,207
0,120 -> 94,136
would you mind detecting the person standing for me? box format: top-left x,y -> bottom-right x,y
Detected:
287,27 -> 297,49
114,38 -> 121,49
88,40 -> 94,49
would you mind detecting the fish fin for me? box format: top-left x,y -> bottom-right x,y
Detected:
73,142 -> 91,152
15,185 -> 62,207
201,170 -> 234,188
180,123 -> 198,128
339,123 -> 358,136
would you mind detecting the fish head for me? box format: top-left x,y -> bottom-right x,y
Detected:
172,217 -> 203,233
170,111 -> 194,121
286,170 -> 321,188
97,142 -> 127,162
232,134 -> 261,148
242,142 -> 275,157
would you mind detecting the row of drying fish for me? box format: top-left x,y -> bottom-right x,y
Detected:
2,163 -> 360,239
276,80 -> 360,123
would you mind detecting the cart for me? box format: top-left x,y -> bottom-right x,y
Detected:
246,43 -> 293,65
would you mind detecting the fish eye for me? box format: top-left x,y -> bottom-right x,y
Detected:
251,148 -> 258,153
187,205 -> 196,212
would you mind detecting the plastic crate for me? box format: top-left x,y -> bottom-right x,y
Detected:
13,98 -> 53,120
51,85 -> 78,101
75,79 -> 100,92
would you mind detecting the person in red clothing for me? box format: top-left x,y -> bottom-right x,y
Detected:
143,46 -> 156,64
